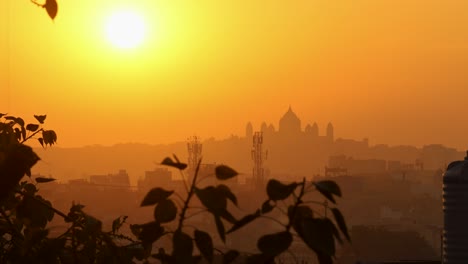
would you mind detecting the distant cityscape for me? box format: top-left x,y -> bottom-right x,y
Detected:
31,106 -> 452,262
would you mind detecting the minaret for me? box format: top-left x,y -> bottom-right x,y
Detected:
327,122 -> 334,142
246,122 -> 253,139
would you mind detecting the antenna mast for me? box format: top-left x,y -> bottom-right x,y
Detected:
252,131 -> 267,190
187,136 -> 202,172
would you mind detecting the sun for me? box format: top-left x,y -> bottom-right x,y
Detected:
105,10 -> 146,49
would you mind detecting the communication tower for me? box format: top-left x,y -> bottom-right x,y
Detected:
252,132 -> 268,190
187,136 -> 202,172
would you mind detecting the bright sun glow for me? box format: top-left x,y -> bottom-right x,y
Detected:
105,10 -> 146,49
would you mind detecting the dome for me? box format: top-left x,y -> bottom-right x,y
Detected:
279,106 -> 301,134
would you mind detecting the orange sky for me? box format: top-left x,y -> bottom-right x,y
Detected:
1,0 -> 468,149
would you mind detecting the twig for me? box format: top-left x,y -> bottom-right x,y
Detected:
177,159 -> 202,232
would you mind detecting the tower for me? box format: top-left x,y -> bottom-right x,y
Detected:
327,122 -> 334,142
252,132 -> 267,190
187,136 -> 202,172
246,122 -> 253,139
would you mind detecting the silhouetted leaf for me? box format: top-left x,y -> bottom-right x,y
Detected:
288,205 -> 313,224
314,180 -> 341,204
26,124 -> 39,132
295,218 -> 335,256
161,157 -> 187,170
223,250 -> 240,264
215,165 -> 238,180
219,209 -> 237,224
0,113 -> 5,118
195,186 -> 227,213
38,138 -> 44,147
34,115 -> 47,124
324,218 -> 343,244
112,216 -> 128,234
194,229 -> 214,263
258,231 -> 292,257
130,224 -> 141,237
227,210 -> 261,234
44,0 -> 58,20
261,200 -> 274,214
331,208 -> 350,242
42,130 -> 57,146
217,184 -> 237,206
246,253 -> 275,264
152,248 -> 173,263
316,251 -> 333,264
138,222 -> 165,245
173,231 -> 193,263
266,179 -> 298,201
141,187 -> 174,206
16,117 -> 25,127
21,127 -> 26,141
154,199 -> 177,223
35,177 -> 56,183
214,215 -> 225,242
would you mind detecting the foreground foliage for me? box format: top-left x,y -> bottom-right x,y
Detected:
0,114 -> 350,263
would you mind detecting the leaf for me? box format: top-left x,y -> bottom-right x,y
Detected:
246,254 -> 275,264
138,222 -> 165,245
195,186 -> 227,214
44,0 -> 58,20
35,177 -> 56,183
288,205 -> 313,224
266,179 -> 298,201
42,130 -> 57,146
316,251 -> 333,264
34,115 -> 47,124
261,200 -> 274,214
214,215 -> 225,242
219,209 -> 237,224
140,187 -> 174,206
257,231 -> 292,257
194,229 -> 214,263
16,118 -> 25,127
215,165 -> 238,180
324,218 -> 343,244
26,124 -> 40,132
314,180 -> 342,204
112,216 -> 128,234
130,224 -> 141,237
173,231 -> 193,264
154,199 -> 177,223
217,184 -> 237,206
295,218 -> 335,256
38,138 -> 44,147
161,157 -> 187,170
0,113 -> 5,118
21,127 -> 26,141
331,208 -> 350,242
227,210 -> 261,234
223,250 -> 240,264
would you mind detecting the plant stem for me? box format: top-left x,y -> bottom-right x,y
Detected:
177,158 -> 202,232
20,128 -> 43,144
286,178 -> 306,231
15,190 -> 70,221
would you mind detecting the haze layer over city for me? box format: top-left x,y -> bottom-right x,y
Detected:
1,0 -> 467,263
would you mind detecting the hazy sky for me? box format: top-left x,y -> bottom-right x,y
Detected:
1,0 -> 468,149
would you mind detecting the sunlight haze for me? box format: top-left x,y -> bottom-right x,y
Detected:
2,0 -> 468,149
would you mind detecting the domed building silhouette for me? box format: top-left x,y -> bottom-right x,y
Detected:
279,106 -> 302,136
246,106 -> 335,146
